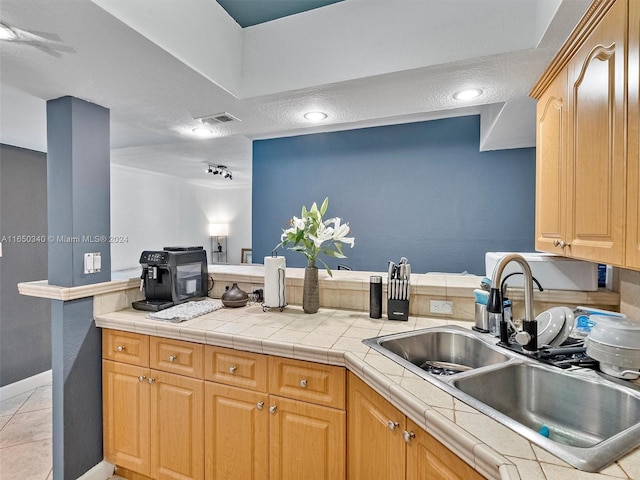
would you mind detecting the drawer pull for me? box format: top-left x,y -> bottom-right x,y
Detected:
299,379 -> 308,388
229,366 -> 237,374
553,239 -> 571,249
116,345 -> 125,352
387,421 -> 399,432
148,377 -> 155,384
169,355 -> 177,362
269,405 -> 277,415
257,402 -> 265,411
138,375 -> 146,382
403,431 -> 415,443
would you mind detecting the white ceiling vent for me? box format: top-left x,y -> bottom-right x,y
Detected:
196,112 -> 241,125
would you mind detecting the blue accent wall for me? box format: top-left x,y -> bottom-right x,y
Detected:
252,115 -> 535,275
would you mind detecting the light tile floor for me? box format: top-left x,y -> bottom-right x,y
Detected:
0,384 -> 53,480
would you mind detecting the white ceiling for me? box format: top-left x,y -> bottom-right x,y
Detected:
0,0 -> 590,187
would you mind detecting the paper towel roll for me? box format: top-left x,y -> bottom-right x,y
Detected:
264,256 -> 286,308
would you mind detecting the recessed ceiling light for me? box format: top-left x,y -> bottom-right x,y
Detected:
453,88 -> 483,101
192,126 -> 213,137
0,23 -> 16,41
304,111 -> 328,122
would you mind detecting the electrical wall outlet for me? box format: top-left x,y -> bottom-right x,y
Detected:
430,300 -> 453,315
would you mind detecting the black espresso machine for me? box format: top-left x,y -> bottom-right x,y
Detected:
132,246 -> 208,312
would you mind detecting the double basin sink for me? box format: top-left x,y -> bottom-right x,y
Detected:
363,326 -> 640,472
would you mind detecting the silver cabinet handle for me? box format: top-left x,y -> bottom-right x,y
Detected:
387,421 -> 399,432
138,375 -> 146,382
403,431 -> 415,443
148,377 -> 155,384
553,239 -> 571,249
257,402 -> 265,411
117,345 -> 125,352
229,366 -> 237,374
269,405 -> 277,414
299,379 -> 308,388
169,355 -> 177,362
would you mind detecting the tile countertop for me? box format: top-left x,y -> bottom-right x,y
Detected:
95,304 -> 640,480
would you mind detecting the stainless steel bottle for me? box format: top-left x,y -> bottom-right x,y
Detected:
370,276 -> 382,318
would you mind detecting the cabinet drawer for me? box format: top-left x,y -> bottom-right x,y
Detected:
150,337 -> 204,379
103,330 -> 149,367
205,346 -> 268,392
268,357 -> 345,409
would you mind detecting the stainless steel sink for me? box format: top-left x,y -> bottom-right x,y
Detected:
453,363 -> 640,471
363,326 -> 513,375
364,326 -> 640,472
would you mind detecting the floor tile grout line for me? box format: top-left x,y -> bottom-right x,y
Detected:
0,436 -> 54,450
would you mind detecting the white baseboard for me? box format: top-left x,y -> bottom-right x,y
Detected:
0,369 -> 52,401
76,460 -> 115,480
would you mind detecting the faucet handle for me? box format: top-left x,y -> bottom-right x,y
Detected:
515,331 -> 532,346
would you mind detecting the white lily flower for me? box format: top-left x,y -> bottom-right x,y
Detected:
309,222 -> 334,248
291,216 -> 306,230
276,198 -> 355,276
332,218 -> 355,247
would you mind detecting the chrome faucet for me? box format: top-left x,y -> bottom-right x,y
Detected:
487,254 -> 537,351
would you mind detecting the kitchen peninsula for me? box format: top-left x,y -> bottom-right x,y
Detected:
18,265 -> 637,480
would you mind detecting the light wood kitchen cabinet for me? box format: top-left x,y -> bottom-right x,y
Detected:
533,0 -> 640,270
565,0 -> 626,265
406,420 -> 484,480
149,371 -> 204,480
103,360 -> 151,477
203,346 -> 346,480
535,70 -> 568,252
269,396 -> 345,480
204,382 -> 269,480
103,332 -> 204,480
347,373 -> 485,480
627,0 -> 640,269
204,347 -> 270,480
348,373 -> 406,480
267,356 -> 346,479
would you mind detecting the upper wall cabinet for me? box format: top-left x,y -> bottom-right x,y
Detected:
532,0 -> 639,271
627,0 -> 640,269
535,70 -> 568,253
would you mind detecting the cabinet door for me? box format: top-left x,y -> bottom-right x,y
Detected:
536,69 -> 568,253
149,370 -> 204,480
347,373 -> 405,480
204,382 -> 268,480
269,396 -> 345,480
628,0 -> 640,269
103,360 -> 151,476
406,419 -> 484,480
566,0 -> 627,265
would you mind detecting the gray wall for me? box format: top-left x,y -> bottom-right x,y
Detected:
0,144 -> 50,387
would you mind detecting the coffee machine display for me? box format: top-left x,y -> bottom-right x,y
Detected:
132,246 -> 208,312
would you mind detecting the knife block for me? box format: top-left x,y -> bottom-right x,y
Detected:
387,299 -> 409,321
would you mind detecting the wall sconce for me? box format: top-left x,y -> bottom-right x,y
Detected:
206,164 -> 233,180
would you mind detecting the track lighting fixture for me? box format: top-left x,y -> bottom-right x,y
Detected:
205,164 -> 233,180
